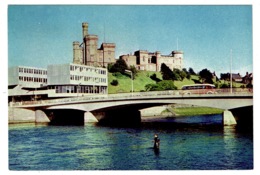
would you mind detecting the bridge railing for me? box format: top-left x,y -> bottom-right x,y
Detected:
9,88 -> 253,107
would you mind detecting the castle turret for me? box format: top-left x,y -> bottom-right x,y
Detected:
172,50 -> 184,59
82,22 -> 88,39
73,41 -> 83,64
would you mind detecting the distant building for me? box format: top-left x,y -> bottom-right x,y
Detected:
73,23 -> 116,67
120,50 -> 183,72
242,72 -> 253,85
220,73 -> 243,83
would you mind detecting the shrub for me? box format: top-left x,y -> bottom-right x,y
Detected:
111,79 -> 119,86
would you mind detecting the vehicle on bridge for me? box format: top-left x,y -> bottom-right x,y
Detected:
181,84 -> 216,95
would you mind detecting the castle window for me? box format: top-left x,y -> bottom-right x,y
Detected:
143,56 -> 145,62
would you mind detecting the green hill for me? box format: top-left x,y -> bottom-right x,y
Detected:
108,70 -> 246,94
108,71 -> 196,94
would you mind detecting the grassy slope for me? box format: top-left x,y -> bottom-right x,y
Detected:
108,71 -> 245,94
172,107 -> 224,116
108,71 -> 162,94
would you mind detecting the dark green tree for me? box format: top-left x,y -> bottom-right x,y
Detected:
161,63 -> 174,80
182,68 -> 191,80
110,58 -> 128,74
188,67 -> 196,75
172,68 -> 181,81
145,80 -> 177,91
199,68 -> 213,84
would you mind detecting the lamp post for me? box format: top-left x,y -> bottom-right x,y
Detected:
125,70 -> 133,96
230,49 -> 233,94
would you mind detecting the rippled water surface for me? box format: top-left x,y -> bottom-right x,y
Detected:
9,114 -> 253,170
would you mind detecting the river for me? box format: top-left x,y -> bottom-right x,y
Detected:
9,114 -> 253,170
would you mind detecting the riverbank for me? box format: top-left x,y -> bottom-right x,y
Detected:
166,106 -> 224,117
141,104 -> 224,118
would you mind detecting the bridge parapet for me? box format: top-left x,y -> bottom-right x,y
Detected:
10,88 -> 253,108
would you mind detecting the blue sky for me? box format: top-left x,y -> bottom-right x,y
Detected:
8,5 -> 252,76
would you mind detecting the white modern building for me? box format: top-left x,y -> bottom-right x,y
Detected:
47,63 -> 108,97
8,63 -> 108,101
8,66 -> 48,102
8,66 -> 48,88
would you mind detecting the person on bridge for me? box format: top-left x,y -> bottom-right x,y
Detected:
153,134 -> 160,150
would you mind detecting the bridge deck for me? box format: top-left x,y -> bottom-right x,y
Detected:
10,89 -> 253,108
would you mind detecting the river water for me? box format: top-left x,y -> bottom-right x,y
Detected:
9,114 -> 253,170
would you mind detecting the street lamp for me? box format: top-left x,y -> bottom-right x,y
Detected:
125,70 -> 133,96
230,49 -> 233,94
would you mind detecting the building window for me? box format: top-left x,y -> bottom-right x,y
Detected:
143,56 -> 145,62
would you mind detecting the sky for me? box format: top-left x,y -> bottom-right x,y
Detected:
8,5 -> 252,77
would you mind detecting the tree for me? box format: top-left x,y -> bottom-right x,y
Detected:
145,80 -> 177,91
199,69 -> 213,84
129,65 -> 138,79
109,58 -> 128,74
172,68 -> 181,81
182,68 -> 191,80
188,67 -> 196,75
157,80 -> 177,90
161,63 -> 174,80
107,63 -> 114,72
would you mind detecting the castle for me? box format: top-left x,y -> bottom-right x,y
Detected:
120,50 -> 183,72
73,22 -> 184,71
72,22 -> 116,67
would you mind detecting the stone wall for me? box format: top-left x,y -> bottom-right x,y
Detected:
9,107 -> 35,123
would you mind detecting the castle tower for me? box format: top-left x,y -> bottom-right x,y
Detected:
172,50 -> 184,69
172,51 -> 184,59
85,35 -> 98,66
82,22 -> 88,38
73,41 -> 83,64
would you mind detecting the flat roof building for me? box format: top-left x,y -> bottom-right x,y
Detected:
8,66 -> 47,88
47,63 -> 108,97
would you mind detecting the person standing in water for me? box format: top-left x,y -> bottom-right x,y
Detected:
153,134 -> 160,149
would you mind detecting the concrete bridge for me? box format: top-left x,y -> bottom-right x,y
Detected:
9,90 -> 253,126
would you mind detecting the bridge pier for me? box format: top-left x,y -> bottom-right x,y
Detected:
84,112 -> 99,123
223,110 -> 237,125
35,109 -> 50,123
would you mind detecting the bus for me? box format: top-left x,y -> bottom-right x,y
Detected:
181,84 -> 216,94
